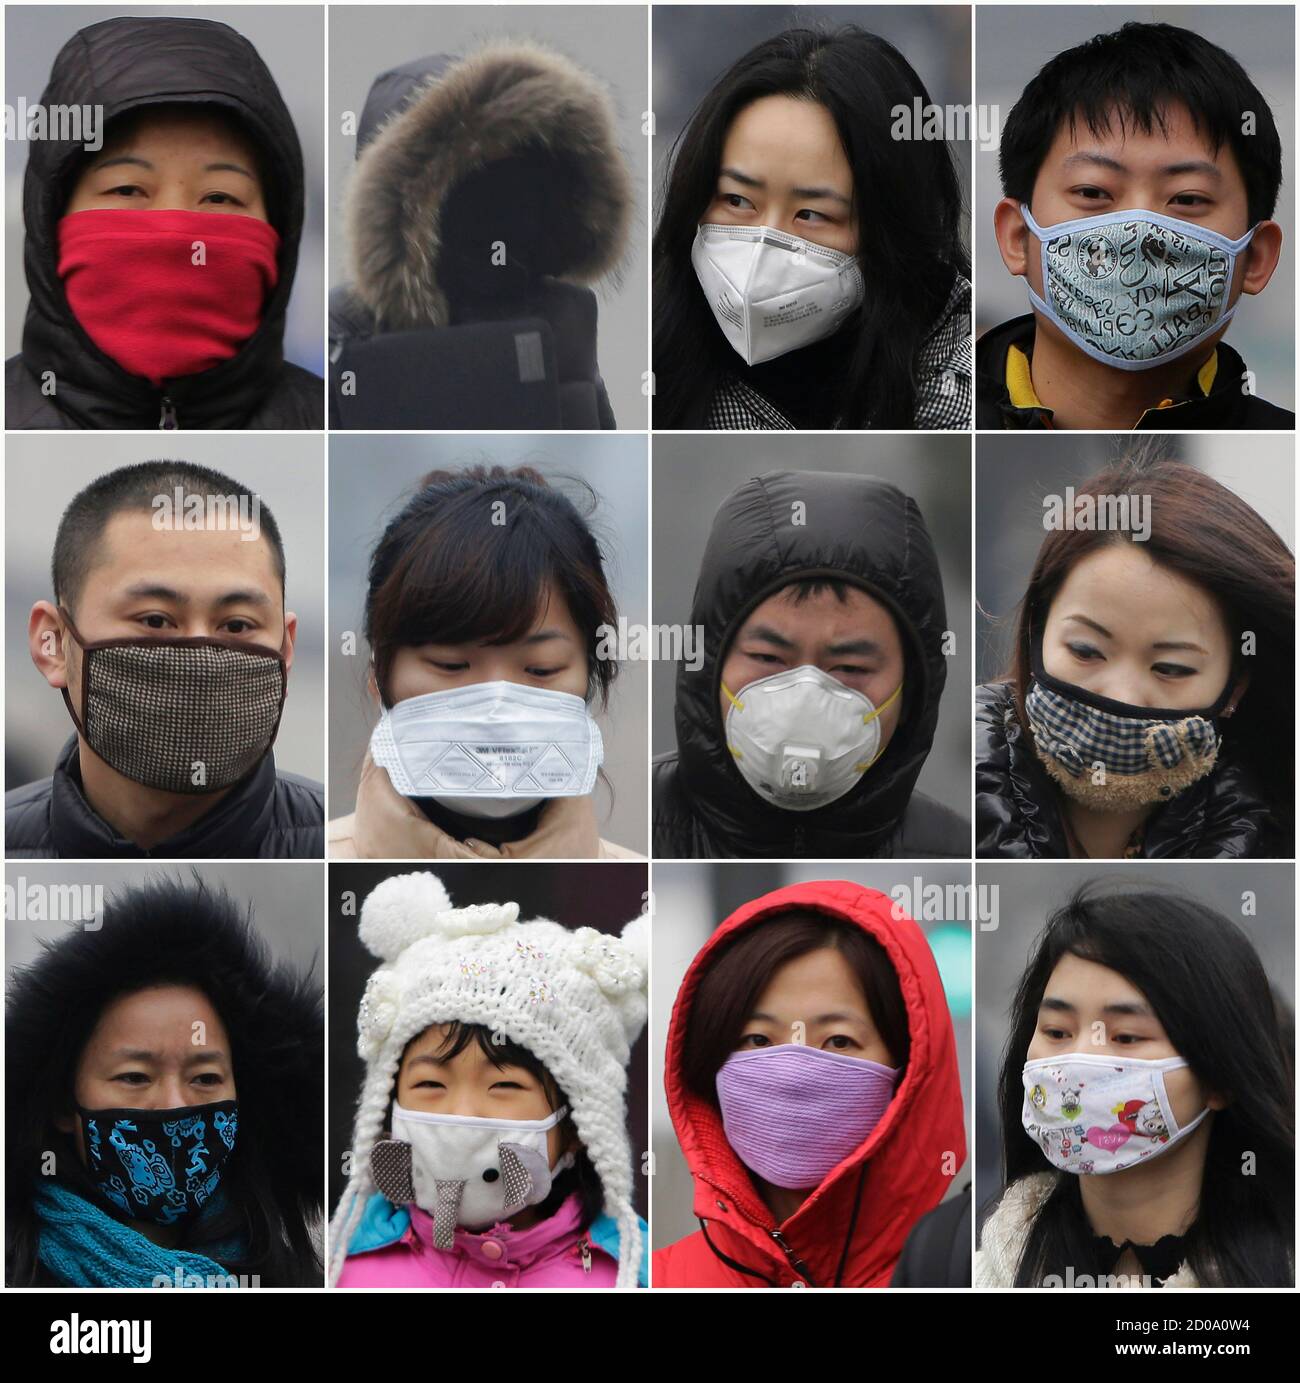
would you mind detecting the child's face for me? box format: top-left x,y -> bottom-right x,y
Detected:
397,1025 -> 565,1165
704,94 -> 858,254
65,107 -> 268,221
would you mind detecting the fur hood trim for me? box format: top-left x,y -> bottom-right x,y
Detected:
345,40 -> 633,330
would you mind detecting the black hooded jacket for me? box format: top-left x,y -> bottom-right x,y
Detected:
652,471 -> 970,859
329,43 -> 632,430
5,735 -> 324,860
976,681 -> 1286,859
6,874 -> 323,1286
975,315 -> 1294,430
6,16 -> 322,430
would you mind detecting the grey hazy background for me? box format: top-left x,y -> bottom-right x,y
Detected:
651,861 -> 973,1254
653,5 -> 972,246
651,436 -> 972,825
975,5 -> 1295,410
328,4 -> 649,428
973,861 -> 1294,1220
4,4 -> 325,377
4,436 -> 326,792
5,860 -> 325,973
975,435 -> 1295,683
328,434 -> 649,854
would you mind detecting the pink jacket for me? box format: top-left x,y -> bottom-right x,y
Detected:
337,1192 -> 619,1288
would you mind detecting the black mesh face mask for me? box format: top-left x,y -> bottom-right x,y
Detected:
58,609 -> 288,795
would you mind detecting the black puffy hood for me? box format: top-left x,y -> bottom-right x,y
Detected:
18,16 -> 305,427
674,471 -> 949,856
343,40 -> 632,331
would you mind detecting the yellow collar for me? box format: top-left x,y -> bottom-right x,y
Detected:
1006,343 -> 1218,411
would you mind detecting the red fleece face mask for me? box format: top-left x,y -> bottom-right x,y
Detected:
57,208 -> 281,387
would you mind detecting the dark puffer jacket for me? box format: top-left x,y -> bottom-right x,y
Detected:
653,471 -> 970,859
5,736 -> 324,859
329,42 -> 632,429
976,681 -> 1285,859
6,16 -> 322,430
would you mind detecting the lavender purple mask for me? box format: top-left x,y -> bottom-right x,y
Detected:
715,1044 -> 901,1189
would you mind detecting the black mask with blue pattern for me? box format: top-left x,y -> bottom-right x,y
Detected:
77,1100 -> 239,1225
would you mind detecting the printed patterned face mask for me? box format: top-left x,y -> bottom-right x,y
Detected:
79,1100 -> 239,1225
1025,624 -> 1233,811
370,1103 -> 574,1248
1022,1054 -> 1209,1175
1020,204 -> 1256,370
692,223 -> 865,365
59,608 -> 287,795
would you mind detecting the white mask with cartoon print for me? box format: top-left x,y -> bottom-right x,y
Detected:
1021,1052 -> 1210,1175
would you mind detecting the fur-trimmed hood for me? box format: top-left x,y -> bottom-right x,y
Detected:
344,41 -> 633,330
6,872 -> 323,1281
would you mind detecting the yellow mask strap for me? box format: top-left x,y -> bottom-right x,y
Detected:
862,679 -> 903,726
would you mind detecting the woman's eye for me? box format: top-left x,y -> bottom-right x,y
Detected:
114,1072 -> 149,1084
739,1033 -> 770,1048
1065,642 -> 1102,661
201,191 -> 244,206
1151,662 -> 1196,678
823,1035 -> 856,1050
412,1079 -> 445,1090
794,209 -> 830,223
719,192 -> 754,211
1041,1026 -> 1069,1041
525,666 -> 565,679
105,184 -> 147,198
491,1081 -> 525,1091
194,1073 -> 224,1086
428,660 -> 469,672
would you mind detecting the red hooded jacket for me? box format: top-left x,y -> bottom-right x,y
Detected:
654,879 -> 966,1287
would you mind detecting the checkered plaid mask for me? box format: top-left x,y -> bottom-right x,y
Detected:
59,609 -> 288,795
1025,626 -> 1233,810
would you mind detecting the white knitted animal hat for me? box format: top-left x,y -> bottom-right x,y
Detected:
328,871 -> 648,1288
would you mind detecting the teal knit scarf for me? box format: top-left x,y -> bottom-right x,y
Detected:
34,1181 -> 245,1288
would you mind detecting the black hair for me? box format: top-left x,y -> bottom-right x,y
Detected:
363,464 -> 618,709
653,25 -> 968,429
51,460 -> 286,615
999,23 -> 1283,226
6,873 -> 323,1287
399,1020 -> 605,1232
997,882 -> 1294,1288
683,911 -> 910,1099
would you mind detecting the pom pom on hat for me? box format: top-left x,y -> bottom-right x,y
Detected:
359,871 -> 519,962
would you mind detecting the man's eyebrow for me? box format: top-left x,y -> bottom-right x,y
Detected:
118,584 -> 273,608
88,154 -> 153,173
1061,151 -> 1128,173
741,623 -> 796,650
824,637 -> 883,657
1159,160 -> 1222,180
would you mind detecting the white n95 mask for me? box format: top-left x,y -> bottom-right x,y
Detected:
1020,203 -> 1257,370
692,223 -> 865,366
369,680 -> 603,818
372,1103 -> 573,1249
1022,1053 -> 1210,1176
722,664 -> 902,812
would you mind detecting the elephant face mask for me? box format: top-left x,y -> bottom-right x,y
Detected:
372,1102 -> 572,1249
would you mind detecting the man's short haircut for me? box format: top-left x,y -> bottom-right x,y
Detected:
1000,23 -> 1283,226
52,460 -> 286,613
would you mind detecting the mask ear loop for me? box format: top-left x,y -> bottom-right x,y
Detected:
1151,1060 -> 1210,1141
720,680 -> 746,761
852,680 -> 904,772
